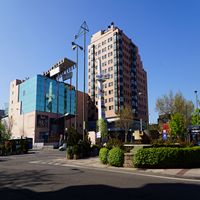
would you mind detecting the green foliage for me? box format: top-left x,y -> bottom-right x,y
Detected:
169,113 -> 185,138
67,127 -> 80,146
156,91 -> 194,127
66,146 -> 73,159
72,145 -> 80,155
134,147 -> 200,168
99,147 -> 109,164
117,105 -> 134,143
191,108 -> 200,125
106,138 -> 123,150
78,139 -> 91,158
0,121 -> 11,142
0,138 -> 29,156
96,119 -> 108,138
108,147 -> 124,167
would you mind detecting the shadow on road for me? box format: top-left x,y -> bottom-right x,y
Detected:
1,183 -> 200,200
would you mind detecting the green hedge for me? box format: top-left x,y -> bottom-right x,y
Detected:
134,147 -> 200,168
99,147 -> 109,164
108,147 -> 124,167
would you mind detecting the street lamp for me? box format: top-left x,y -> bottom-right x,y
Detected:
194,91 -> 198,110
73,21 -> 89,140
72,42 -> 83,133
194,90 -> 199,123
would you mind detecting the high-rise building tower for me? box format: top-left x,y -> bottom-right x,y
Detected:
88,23 -> 148,127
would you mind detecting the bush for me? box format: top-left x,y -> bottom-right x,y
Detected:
66,146 -> 73,159
106,138 -> 123,150
78,139 -> 91,158
67,127 -> 80,146
134,147 -> 200,168
91,144 -> 101,157
108,147 -> 124,167
99,147 -> 109,164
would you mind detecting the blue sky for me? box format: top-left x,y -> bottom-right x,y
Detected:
0,0 -> 200,123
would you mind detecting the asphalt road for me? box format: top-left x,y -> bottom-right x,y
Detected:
0,150 -> 200,200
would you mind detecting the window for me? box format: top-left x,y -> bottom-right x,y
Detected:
102,40 -> 106,45
108,82 -> 113,87
108,44 -> 112,50
109,97 -> 113,102
109,90 -> 113,95
108,66 -> 113,72
102,47 -> 106,52
108,52 -> 113,57
102,54 -> 107,60
108,37 -> 113,42
108,59 -> 113,65
109,106 -> 113,110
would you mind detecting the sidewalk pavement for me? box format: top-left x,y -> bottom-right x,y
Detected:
46,156 -> 200,180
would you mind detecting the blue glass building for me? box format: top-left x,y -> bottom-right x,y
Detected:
17,75 -> 76,143
19,75 -> 76,115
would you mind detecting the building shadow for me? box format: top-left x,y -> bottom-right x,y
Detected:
0,183 -> 200,200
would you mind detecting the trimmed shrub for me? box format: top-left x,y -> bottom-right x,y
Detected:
99,147 -> 109,164
134,147 -> 200,168
108,147 -> 124,167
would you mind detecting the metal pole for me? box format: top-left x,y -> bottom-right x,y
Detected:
75,47 -> 78,131
195,91 -> 199,123
82,29 -> 86,140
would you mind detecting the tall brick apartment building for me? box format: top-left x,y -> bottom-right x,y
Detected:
87,23 -> 148,129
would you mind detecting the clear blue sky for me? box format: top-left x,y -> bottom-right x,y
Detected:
0,0 -> 200,123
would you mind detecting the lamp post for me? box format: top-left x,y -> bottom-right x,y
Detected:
72,42 -> 83,133
194,90 -> 199,123
195,91 -> 198,110
74,21 -> 89,140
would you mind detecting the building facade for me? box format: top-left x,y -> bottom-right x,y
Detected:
88,23 -> 148,128
9,74 -> 76,144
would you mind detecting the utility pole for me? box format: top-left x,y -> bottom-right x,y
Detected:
74,21 -> 89,140
72,42 -> 83,132
195,90 -> 199,124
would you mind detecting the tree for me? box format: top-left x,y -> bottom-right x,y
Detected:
96,118 -> 108,139
169,113 -> 185,139
117,105 -> 134,143
156,91 -> 174,115
156,91 -> 194,128
191,108 -> 200,125
0,120 -> 11,141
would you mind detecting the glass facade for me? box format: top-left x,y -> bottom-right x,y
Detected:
19,75 -> 76,115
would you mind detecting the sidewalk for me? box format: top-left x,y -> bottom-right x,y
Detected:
48,156 -> 200,180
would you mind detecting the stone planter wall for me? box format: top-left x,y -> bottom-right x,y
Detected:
123,152 -> 134,168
